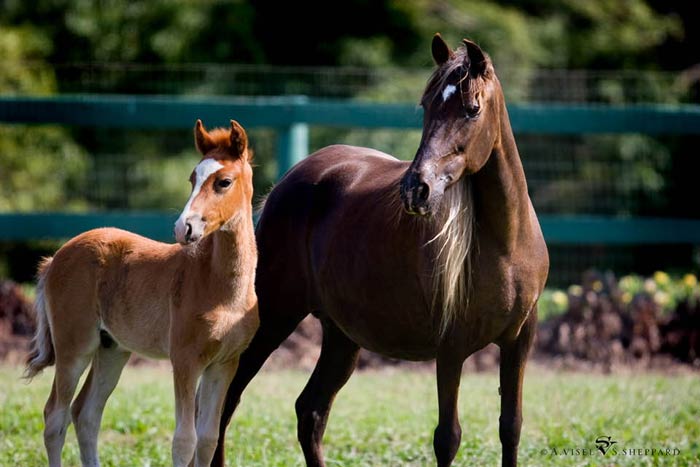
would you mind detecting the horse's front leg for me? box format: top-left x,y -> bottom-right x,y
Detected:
498,309 -> 537,467
433,352 -> 464,467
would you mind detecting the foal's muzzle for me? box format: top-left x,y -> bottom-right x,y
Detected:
174,215 -> 205,245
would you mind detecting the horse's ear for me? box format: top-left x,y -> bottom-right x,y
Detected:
194,119 -> 216,155
432,33 -> 454,65
229,120 -> 249,159
462,39 -> 488,76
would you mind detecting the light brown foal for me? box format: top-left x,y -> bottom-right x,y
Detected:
25,120 -> 259,467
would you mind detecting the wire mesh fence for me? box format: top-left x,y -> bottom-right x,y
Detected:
2,62 -> 699,286
38,62 -> 699,104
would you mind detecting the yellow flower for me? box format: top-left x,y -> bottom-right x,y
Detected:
683,274 -> 697,288
568,285 -> 583,297
621,292 -> 632,304
592,280 -> 603,292
551,291 -> 568,309
619,276 -> 635,290
653,271 -> 671,286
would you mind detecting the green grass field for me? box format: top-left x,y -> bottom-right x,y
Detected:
1,365 -> 698,466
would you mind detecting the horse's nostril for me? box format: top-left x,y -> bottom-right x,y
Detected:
416,182 -> 430,202
185,222 -> 193,239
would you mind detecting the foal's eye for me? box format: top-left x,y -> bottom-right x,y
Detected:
215,178 -> 233,190
465,104 -> 481,120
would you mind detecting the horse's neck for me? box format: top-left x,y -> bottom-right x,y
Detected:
473,101 -> 531,251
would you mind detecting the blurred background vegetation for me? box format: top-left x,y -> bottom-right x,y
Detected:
0,0 -> 699,285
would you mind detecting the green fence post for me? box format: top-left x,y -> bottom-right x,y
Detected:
276,96 -> 309,179
276,122 -> 309,179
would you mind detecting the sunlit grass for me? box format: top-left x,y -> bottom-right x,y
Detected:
1,365 -> 698,466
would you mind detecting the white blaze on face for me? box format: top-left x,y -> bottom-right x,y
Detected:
174,158 -> 224,241
442,84 -> 457,103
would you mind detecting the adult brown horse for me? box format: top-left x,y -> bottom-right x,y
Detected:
212,34 -> 548,467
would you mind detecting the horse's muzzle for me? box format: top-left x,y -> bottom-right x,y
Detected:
400,172 -> 432,216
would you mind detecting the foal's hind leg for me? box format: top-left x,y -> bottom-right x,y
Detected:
44,353 -> 93,467
295,318 -> 360,467
71,338 -> 131,467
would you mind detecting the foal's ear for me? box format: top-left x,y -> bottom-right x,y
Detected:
432,33 -> 454,66
462,39 -> 488,76
229,120 -> 249,159
194,119 -> 216,155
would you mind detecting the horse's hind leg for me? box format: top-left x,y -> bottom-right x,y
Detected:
71,336 -> 131,467
295,318 -> 360,467
44,353 -> 93,467
498,310 -> 537,467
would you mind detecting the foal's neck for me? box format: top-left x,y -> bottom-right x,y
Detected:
473,97 -> 531,251
193,211 -> 256,295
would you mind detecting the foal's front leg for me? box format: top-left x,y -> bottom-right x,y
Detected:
193,358 -> 240,467
172,360 -> 202,467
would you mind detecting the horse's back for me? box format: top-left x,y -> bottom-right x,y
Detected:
280,144 -> 403,184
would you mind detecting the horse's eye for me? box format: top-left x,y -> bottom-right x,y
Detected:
215,179 -> 233,190
465,104 -> 481,120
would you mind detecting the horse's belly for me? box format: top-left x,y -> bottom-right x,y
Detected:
320,292 -> 439,361
314,231 -> 440,359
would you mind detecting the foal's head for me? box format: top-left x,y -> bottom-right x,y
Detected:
401,34 -> 500,216
174,119 -> 254,245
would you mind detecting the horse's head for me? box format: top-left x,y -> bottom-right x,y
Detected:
401,34 -> 499,216
174,119 -> 254,245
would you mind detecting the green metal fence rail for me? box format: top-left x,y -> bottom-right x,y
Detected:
2,95 -> 700,244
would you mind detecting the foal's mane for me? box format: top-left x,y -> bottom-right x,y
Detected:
206,127 -> 254,161
208,128 -> 235,148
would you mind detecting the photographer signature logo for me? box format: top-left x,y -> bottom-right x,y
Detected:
539,434 -> 680,458
595,436 -> 618,455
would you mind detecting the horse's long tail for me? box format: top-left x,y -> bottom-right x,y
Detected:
24,257 -> 55,381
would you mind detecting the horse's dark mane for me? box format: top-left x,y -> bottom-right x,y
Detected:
421,45 -> 494,107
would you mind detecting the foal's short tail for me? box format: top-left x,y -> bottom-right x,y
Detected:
23,257 -> 55,381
